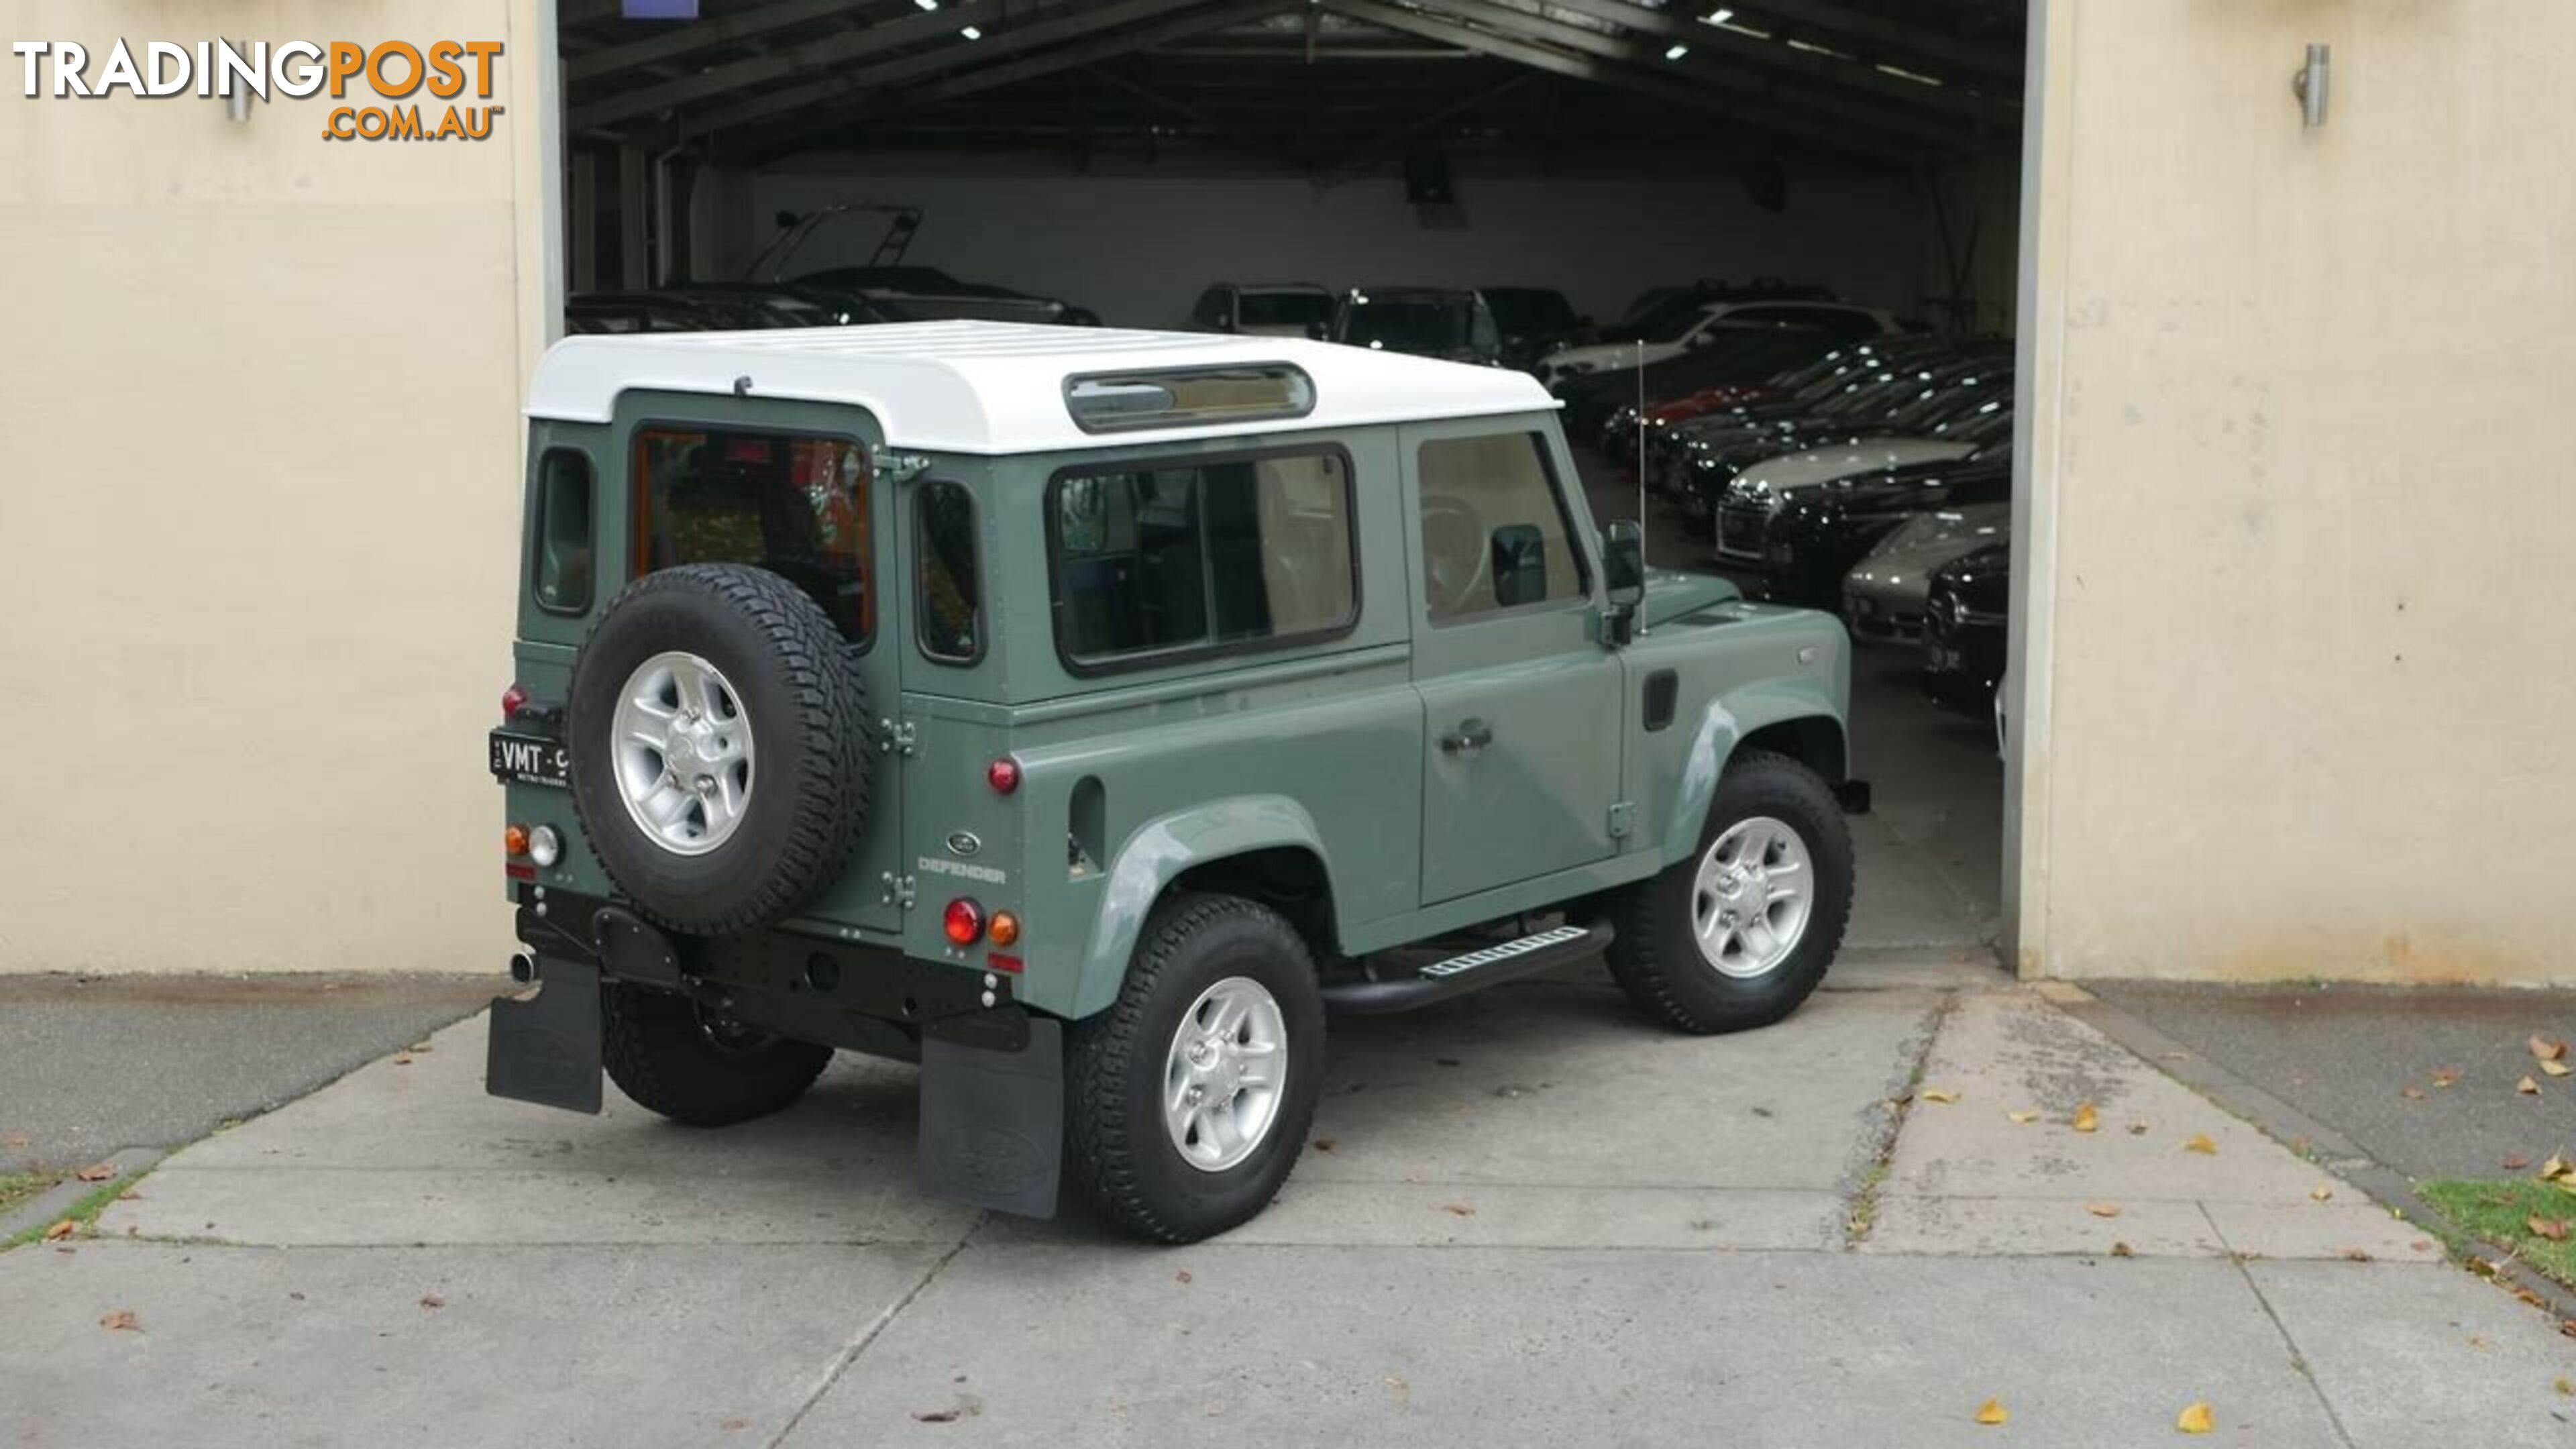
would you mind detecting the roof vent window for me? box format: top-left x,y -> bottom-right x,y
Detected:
1064,365 -> 1316,433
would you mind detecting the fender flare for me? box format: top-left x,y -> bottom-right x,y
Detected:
1068,795 -> 1332,1019
1658,678 -> 1847,866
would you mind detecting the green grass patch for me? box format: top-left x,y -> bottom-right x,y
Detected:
1,1171 -> 144,1252
2420,1177 -> 2576,1285
0,1169 -> 67,1219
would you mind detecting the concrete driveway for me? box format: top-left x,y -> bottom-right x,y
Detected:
10,959 -> 2571,1448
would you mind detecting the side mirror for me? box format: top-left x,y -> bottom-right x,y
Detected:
1490,525 -> 1548,607
1602,521 -> 1645,645
1605,521 -> 1646,602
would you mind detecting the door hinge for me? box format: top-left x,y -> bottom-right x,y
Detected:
874,451 -> 932,486
878,718 -> 918,757
880,872 -> 917,910
1607,801 -> 1636,840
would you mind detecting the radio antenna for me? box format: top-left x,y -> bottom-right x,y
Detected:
1635,339 -> 1648,629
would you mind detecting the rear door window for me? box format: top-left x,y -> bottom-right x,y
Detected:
631,427 -> 874,644
914,480 -> 981,663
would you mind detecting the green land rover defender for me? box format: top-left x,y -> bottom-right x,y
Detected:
486,321 -> 1864,1242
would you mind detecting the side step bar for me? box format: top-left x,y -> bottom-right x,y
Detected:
1320,922 -> 1615,1016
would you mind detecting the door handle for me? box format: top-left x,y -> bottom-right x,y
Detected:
1439,718 -> 1495,758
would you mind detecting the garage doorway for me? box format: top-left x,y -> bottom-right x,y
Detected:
547,0 -> 2031,968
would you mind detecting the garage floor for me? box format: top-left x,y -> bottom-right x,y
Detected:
1579,453 -> 2005,963
19,963 -> 2575,1447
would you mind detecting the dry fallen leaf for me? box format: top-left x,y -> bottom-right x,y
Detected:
2006,1109 -> 2041,1124
2176,1401 -> 2215,1434
2555,1377 -> 2573,1397
2518,1076 -> 2541,1096
1920,1088 -> 1960,1105
2072,1102 -> 2098,1133
1442,1203 -> 1476,1218
2110,1241 -> 2135,1258
0,1132 -> 30,1148
2310,1185 -> 2333,1201
1174,1270 -> 1193,1285
1312,1138 -> 1335,1153
2086,1201 -> 2123,1218
2432,1067 -> 2463,1088
2506,1154 -> 2532,1171
99,1310 -> 138,1332
2183,1133 -> 2217,1155
74,1163 -> 115,1183
394,1056 -> 417,1067
2531,1216 -> 2571,1242
42,1220 -> 75,1242
2343,1248 -> 2374,1263
2540,1155 -> 2571,1181
1973,1397 -> 2009,1426
2402,1086 -> 2427,1101
911,1409 -> 963,1424
419,1294 -> 445,1309
720,1419 -> 749,1432
2545,1061 -> 2572,1079
2533,1035 -> 2568,1062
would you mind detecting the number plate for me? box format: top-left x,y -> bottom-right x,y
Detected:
489,729 -> 570,788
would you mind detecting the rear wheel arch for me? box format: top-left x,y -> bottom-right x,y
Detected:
1069,798 -> 1340,1019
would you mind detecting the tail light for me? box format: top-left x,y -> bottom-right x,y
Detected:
987,910 -> 1020,947
501,683 -> 528,720
986,757 -> 1021,794
943,898 -> 985,945
503,824 -> 531,857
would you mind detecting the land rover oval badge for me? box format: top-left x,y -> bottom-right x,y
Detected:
945,830 -> 983,858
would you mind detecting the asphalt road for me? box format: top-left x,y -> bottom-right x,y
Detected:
0,973 -> 501,1173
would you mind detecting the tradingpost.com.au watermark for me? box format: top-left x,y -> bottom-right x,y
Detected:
15,38 -> 506,140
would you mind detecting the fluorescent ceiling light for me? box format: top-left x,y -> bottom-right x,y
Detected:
1664,43 -> 1689,60
1700,7 -> 1733,22
959,23 -> 982,38
913,0 -> 938,9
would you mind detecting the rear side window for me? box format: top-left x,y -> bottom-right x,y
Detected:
1417,433 -> 1590,623
1047,449 -> 1356,670
632,427 -> 873,644
914,480 -> 981,663
532,449 -> 594,613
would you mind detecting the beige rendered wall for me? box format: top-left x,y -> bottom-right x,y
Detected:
2010,0 -> 2576,983
0,1 -> 553,972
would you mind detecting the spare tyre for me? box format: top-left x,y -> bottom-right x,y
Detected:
564,563 -> 871,935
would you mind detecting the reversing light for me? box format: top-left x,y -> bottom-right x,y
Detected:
528,825 -> 562,867
501,683 -> 528,720
986,757 -> 1021,794
503,824 -> 531,857
943,898 -> 985,945
988,910 -> 1020,947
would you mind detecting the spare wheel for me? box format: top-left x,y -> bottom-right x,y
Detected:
565,563 -> 871,935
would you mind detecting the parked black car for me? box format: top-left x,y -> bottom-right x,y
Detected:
1759,454 -> 2014,606
1479,286 -> 1587,368
1923,543 -> 2010,710
1666,345 -> 2009,519
796,265 -> 1100,325
1332,286 -> 1504,364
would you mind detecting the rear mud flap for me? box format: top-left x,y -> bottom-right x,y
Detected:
486,960 -> 604,1114
917,1014 -> 1063,1218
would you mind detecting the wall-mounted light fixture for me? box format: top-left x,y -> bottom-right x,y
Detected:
2293,43 -> 2330,127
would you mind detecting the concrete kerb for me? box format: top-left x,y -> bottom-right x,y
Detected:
1,1147 -> 163,1244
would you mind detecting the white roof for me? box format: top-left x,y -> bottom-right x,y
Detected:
526,321 -> 1556,454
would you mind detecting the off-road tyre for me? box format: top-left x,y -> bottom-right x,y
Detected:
1605,749 -> 1854,1034
1066,893 -> 1326,1244
565,563 -> 870,936
601,983 -> 833,1126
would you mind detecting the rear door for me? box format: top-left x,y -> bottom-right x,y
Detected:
621,396 -> 905,936
1402,421 -> 1624,904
